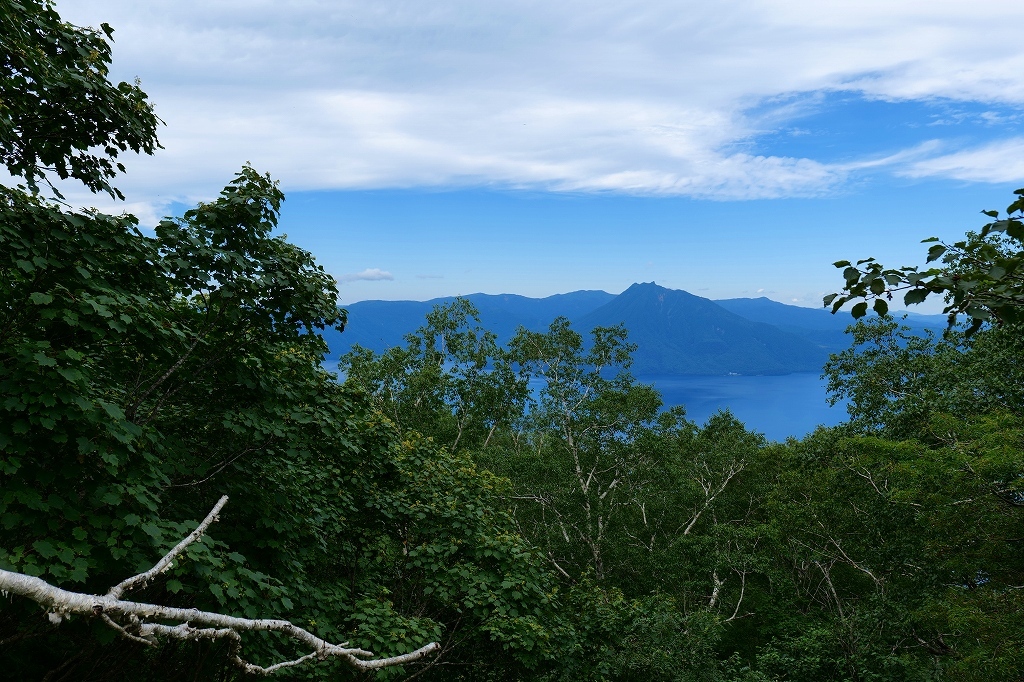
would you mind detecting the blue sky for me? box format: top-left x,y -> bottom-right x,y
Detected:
61,1 -> 1024,310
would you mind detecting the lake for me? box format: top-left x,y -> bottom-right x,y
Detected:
638,372 -> 847,441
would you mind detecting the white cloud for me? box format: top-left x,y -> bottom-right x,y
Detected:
56,0 -> 1024,206
900,137 -> 1024,183
338,268 -> 395,283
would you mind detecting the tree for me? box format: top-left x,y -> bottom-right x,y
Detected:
824,316 -> 1024,437
498,318 -> 664,581
341,308 -> 769,680
0,0 -> 161,198
824,189 -> 1024,334
0,162 -> 460,677
749,416 -> 1024,681
343,298 -> 527,453
0,3 -> 573,678
0,151 -> 561,677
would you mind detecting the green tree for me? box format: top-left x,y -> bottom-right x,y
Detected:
749,415 -> 1024,682
343,298 -> 527,453
0,0 -> 161,197
823,317 -> 1024,437
342,308 -> 771,680
0,159 -> 559,682
0,3 -> 560,678
497,318 -> 664,581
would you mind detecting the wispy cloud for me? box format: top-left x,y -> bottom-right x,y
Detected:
338,268 -> 394,283
899,137 -> 1024,183
59,0 -> 1024,205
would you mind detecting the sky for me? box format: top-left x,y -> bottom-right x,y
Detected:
59,0 -> 1024,309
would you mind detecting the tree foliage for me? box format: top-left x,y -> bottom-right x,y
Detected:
7,1 -> 1024,679
343,298 -> 527,453
345,307 -> 773,680
824,316 -> 1024,437
0,3 -> 556,678
0,0 -> 161,197
825,189 -> 1024,334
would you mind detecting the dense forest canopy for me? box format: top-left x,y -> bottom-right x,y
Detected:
2,1 -> 1024,680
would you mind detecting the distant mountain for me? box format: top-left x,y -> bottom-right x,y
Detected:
716,297 -> 855,331
716,296 -> 948,352
577,283 -> 829,375
321,290 -> 614,357
320,284 -> 948,376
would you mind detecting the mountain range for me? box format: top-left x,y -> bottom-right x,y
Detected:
322,283 -> 947,376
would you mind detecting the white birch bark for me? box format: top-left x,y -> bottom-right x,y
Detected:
0,496 -> 438,675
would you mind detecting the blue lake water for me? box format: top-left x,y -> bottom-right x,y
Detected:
638,373 -> 847,441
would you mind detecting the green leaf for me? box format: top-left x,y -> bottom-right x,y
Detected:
904,288 -> 929,305
851,302 -> 868,319
140,522 -> 162,539
33,352 -> 57,367
99,401 -> 125,420
872,299 -> 888,316
1006,220 -> 1024,241
33,540 -> 58,559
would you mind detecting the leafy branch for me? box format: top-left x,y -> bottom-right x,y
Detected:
825,188 -> 1024,335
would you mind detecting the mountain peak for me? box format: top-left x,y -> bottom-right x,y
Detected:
623,281 -> 666,292
578,284 -> 828,375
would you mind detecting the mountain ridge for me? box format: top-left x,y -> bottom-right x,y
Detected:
322,284 -> 947,375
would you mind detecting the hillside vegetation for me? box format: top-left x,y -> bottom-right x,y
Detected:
2,2 -> 1024,680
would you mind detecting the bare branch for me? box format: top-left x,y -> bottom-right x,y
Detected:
100,613 -> 155,647
127,332 -> 204,419
167,450 -> 257,489
724,570 -> 747,623
0,496 -> 439,675
108,495 -> 229,600
708,571 -> 724,608
547,552 -> 573,581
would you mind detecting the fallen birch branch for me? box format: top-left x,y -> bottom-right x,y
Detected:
0,495 -> 439,675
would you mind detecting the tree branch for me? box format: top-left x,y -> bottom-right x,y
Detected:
0,496 -> 439,675
108,495 -> 228,600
